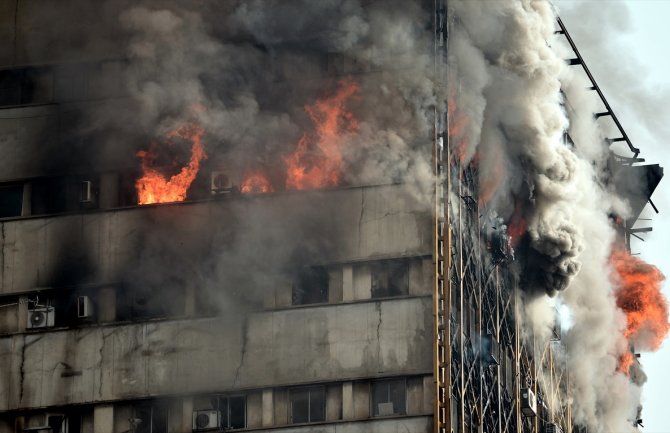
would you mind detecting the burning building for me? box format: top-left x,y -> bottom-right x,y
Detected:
0,1 -> 665,433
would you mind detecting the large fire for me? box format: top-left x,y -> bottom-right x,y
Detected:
241,171 -> 274,194
136,122 -> 207,205
285,79 -> 359,190
611,249 -> 669,351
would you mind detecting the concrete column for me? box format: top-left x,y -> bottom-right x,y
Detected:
342,265 -> 354,301
326,384 -> 343,421
353,382 -> 370,419
93,404 -> 114,433
407,377 -> 423,415
98,287 -> 116,323
275,277 -> 293,308
17,297 -> 29,332
273,389 -> 288,426
423,375 -> 434,415
181,397 -> 194,433
342,382 -> 354,420
99,173 -> 119,209
353,266 -> 371,300
21,182 -> 31,216
246,392 -> 263,429
262,389 -> 274,427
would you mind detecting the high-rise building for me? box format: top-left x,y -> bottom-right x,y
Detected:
0,2 -> 663,433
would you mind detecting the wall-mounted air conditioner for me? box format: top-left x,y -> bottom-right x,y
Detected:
80,180 -> 92,203
192,410 -> 220,431
521,388 -> 537,417
27,307 -> 55,329
210,171 -> 232,194
77,295 -> 93,318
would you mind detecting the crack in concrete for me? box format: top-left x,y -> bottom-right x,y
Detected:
233,317 -> 249,387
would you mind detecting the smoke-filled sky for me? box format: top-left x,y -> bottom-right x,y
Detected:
557,2 -> 670,432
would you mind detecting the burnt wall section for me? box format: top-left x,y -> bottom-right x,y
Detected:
0,297 -> 432,411
0,184 -> 431,298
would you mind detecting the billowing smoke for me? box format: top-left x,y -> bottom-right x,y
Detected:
448,1 -> 665,432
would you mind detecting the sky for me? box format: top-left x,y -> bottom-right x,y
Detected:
557,2 -> 670,432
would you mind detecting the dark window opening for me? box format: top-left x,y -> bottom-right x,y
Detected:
289,386 -> 325,424
0,184 -> 23,218
292,267 -> 329,305
371,260 -> 409,298
116,284 -> 186,321
0,67 -> 53,107
213,395 -> 246,430
134,401 -> 168,433
31,176 -> 100,216
372,379 -> 406,416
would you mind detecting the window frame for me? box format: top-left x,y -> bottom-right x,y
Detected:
288,385 -> 326,424
371,378 -> 407,417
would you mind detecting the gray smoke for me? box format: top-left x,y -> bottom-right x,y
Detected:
448,1 -> 641,431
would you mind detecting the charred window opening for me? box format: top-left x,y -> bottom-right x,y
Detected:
116,285 -> 186,321
31,176 -> 100,215
371,378 -> 406,416
0,183 -> 23,218
292,267 -> 329,305
371,260 -> 409,298
289,386 -> 325,424
134,401 -> 169,433
0,67 -> 53,107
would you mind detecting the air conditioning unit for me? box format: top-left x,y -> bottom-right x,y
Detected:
27,307 -> 55,329
77,295 -> 93,318
545,422 -> 563,433
521,388 -> 537,417
80,180 -> 93,202
377,402 -> 394,416
210,171 -> 232,194
192,410 -> 220,431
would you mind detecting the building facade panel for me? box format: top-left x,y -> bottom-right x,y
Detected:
0,297 -> 431,411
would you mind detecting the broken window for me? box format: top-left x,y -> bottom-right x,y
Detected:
289,386 -> 325,424
371,379 -> 406,416
292,267 -> 329,305
371,260 -> 409,298
0,183 -> 23,218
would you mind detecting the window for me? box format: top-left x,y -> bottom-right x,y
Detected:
371,260 -> 409,298
372,379 -> 406,416
0,184 -> 23,218
216,395 -> 246,430
292,267 -> 328,305
134,402 -> 168,433
0,67 -> 53,106
289,386 -> 325,424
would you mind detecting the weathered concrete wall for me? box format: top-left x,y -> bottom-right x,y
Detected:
0,184 -> 431,296
0,297 -> 432,411
265,416 -> 432,433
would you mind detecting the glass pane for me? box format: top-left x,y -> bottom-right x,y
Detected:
389,380 -> 407,414
372,382 -> 389,416
152,405 -> 168,433
309,387 -> 325,422
0,185 -> 23,218
229,396 -> 246,429
290,389 -> 310,423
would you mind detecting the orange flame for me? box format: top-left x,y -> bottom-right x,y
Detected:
611,249 -> 669,351
617,351 -> 635,375
506,199 -> 527,248
285,79 -> 359,190
136,122 -> 207,205
241,171 -> 274,194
